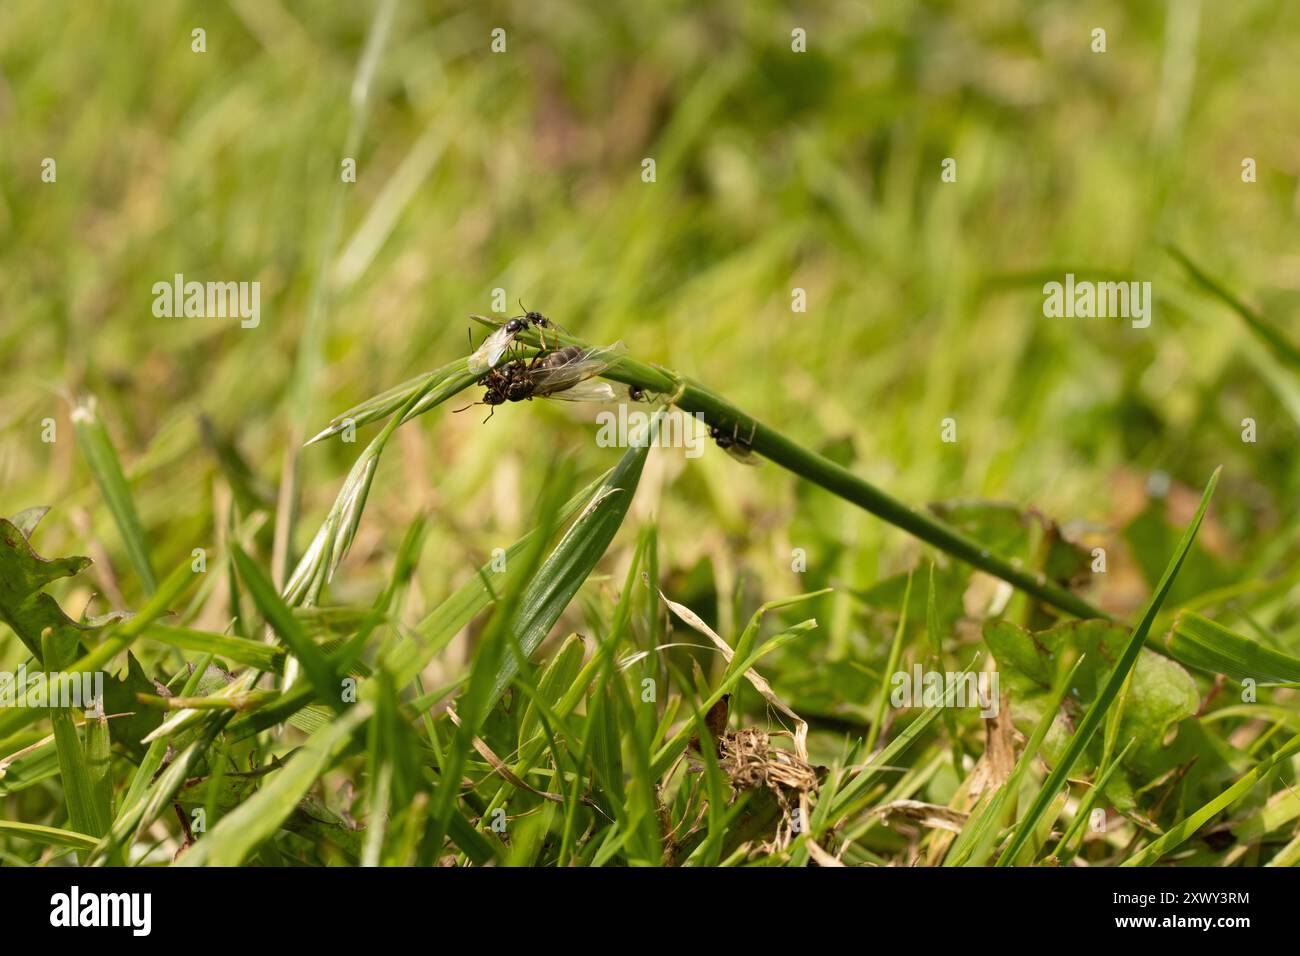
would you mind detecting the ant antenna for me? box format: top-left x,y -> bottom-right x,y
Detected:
453,399 -> 495,423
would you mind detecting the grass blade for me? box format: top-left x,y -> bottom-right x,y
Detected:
866,570 -> 912,754
1167,243 -> 1300,372
142,624 -> 285,672
41,631 -> 110,843
0,819 -> 99,851
71,396 -> 157,594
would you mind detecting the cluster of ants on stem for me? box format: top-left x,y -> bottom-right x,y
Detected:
457,305 -> 756,461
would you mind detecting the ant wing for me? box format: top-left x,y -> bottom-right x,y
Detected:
466,319 -> 520,375
723,446 -> 761,466
528,343 -> 623,394
545,380 -> 616,403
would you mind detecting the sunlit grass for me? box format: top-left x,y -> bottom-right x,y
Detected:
2,0 -> 1299,867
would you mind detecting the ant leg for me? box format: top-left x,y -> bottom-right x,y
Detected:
666,377 -> 687,407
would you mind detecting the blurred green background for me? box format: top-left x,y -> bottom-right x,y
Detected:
2,0 -> 1299,661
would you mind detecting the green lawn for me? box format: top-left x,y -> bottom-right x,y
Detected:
1,0 -> 1299,867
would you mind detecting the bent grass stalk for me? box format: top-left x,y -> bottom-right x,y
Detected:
321,315 -> 1109,623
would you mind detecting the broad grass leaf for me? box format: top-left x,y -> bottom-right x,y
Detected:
487,440 -> 652,705
1165,612 -> 1300,685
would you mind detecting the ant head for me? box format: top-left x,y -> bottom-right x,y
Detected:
709,425 -> 724,439
517,299 -> 546,325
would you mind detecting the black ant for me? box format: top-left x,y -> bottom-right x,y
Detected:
516,301 -> 564,349
456,344 -> 617,422
710,419 -> 758,464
